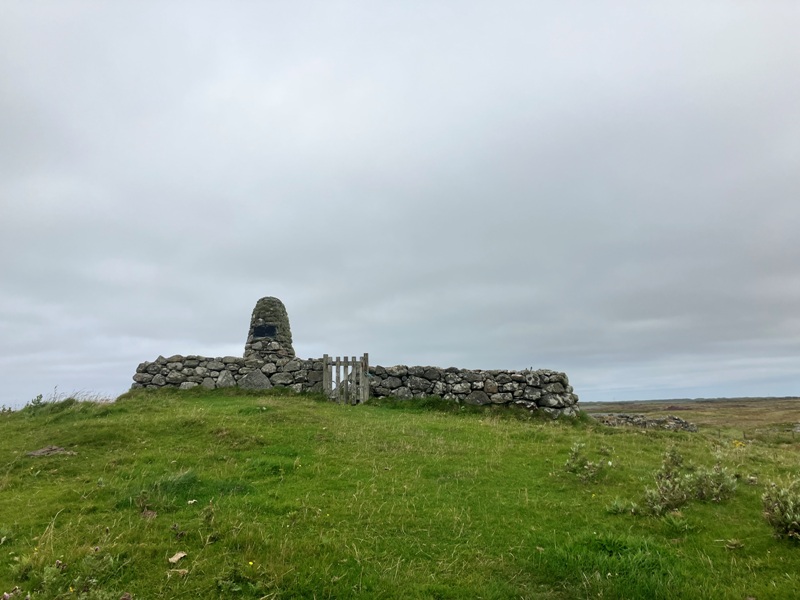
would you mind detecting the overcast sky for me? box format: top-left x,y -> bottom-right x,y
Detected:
1,1 -> 798,408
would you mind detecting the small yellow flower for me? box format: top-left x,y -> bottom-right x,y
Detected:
249,561 -> 254,566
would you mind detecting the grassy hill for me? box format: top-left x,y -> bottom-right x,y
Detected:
1,389 -> 799,599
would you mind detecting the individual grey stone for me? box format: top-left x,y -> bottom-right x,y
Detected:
222,356 -> 239,364
217,370 -> 236,388
166,354 -> 183,362
444,372 -> 460,385
283,359 -> 301,372
451,382 -> 471,394
386,365 -> 408,377
151,374 -> 166,386
495,373 -> 512,384
525,371 -> 541,386
383,376 -> 402,389
289,383 -> 304,393
423,368 -> 441,381
538,394 -> 566,408
179,382 -> 199,390
390,387 -> 412,399
146,363 -> 161,375
407,376 -> 430,392
133,373 -> 153,384
167,362 -> 183,371
271,372 -> 294,386
464,390 -> 490,405
430,381 -> 446,395
195,366 -> 208,377
463,371 -> 483,383
484,380 -> 498,394
544,382 -> 566,394
514,400 -> 538,411
166,370 -> 185,384
207,360 -> 225,370
261,362 -> 278,375
490,392 -> 513,403
407,366 -> 425,376
183,359 -> 199,368
201,377 -> 216,390
239,369 -> 273,390
523,387 -> 542,401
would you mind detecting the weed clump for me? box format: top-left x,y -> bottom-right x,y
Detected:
564,442 -> 612,483
639,448 -> 737,516
762,478 -> 800,541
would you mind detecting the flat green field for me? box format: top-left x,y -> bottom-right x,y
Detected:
1,390 -> 798,599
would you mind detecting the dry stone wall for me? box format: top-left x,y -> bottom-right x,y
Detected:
368,365 -> 578,417
132,354 -> 324,394
130,296 -> 580,417
132,357 -> 579,417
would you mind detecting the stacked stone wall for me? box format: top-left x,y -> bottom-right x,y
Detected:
132,357 -> 578,417
132,354 -> 324,394
368,365 -> 578,417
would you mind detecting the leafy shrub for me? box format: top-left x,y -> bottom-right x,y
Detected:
762,479 -> 800,541
643,448 -> 693,515
642,449 -> 737,516
564,442 -> 609,483
691,463 -> 737,503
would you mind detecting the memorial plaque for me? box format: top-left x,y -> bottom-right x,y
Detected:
253,324 -> 277,339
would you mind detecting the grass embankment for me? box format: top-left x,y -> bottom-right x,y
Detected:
1,390 -> 799,599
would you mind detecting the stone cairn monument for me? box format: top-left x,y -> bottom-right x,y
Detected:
243,296 -> 295,362
131,296 -> 580,417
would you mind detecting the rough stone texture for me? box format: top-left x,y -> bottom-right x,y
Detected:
216,370 -> 236,388
239,369 -> 272,390
130,295 -> 580,417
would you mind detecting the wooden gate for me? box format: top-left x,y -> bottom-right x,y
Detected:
322,353 -> 370,405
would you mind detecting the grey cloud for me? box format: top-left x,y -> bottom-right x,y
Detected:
1,1 -> 798,407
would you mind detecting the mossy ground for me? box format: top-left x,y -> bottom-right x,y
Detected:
1,389 -> 798,598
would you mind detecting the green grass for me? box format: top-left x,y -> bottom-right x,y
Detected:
1,389 -> 798,599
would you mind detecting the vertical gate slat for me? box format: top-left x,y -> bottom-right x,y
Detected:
335,357 -> 342,404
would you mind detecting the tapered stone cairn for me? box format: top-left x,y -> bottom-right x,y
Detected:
243,296 -> 295,363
